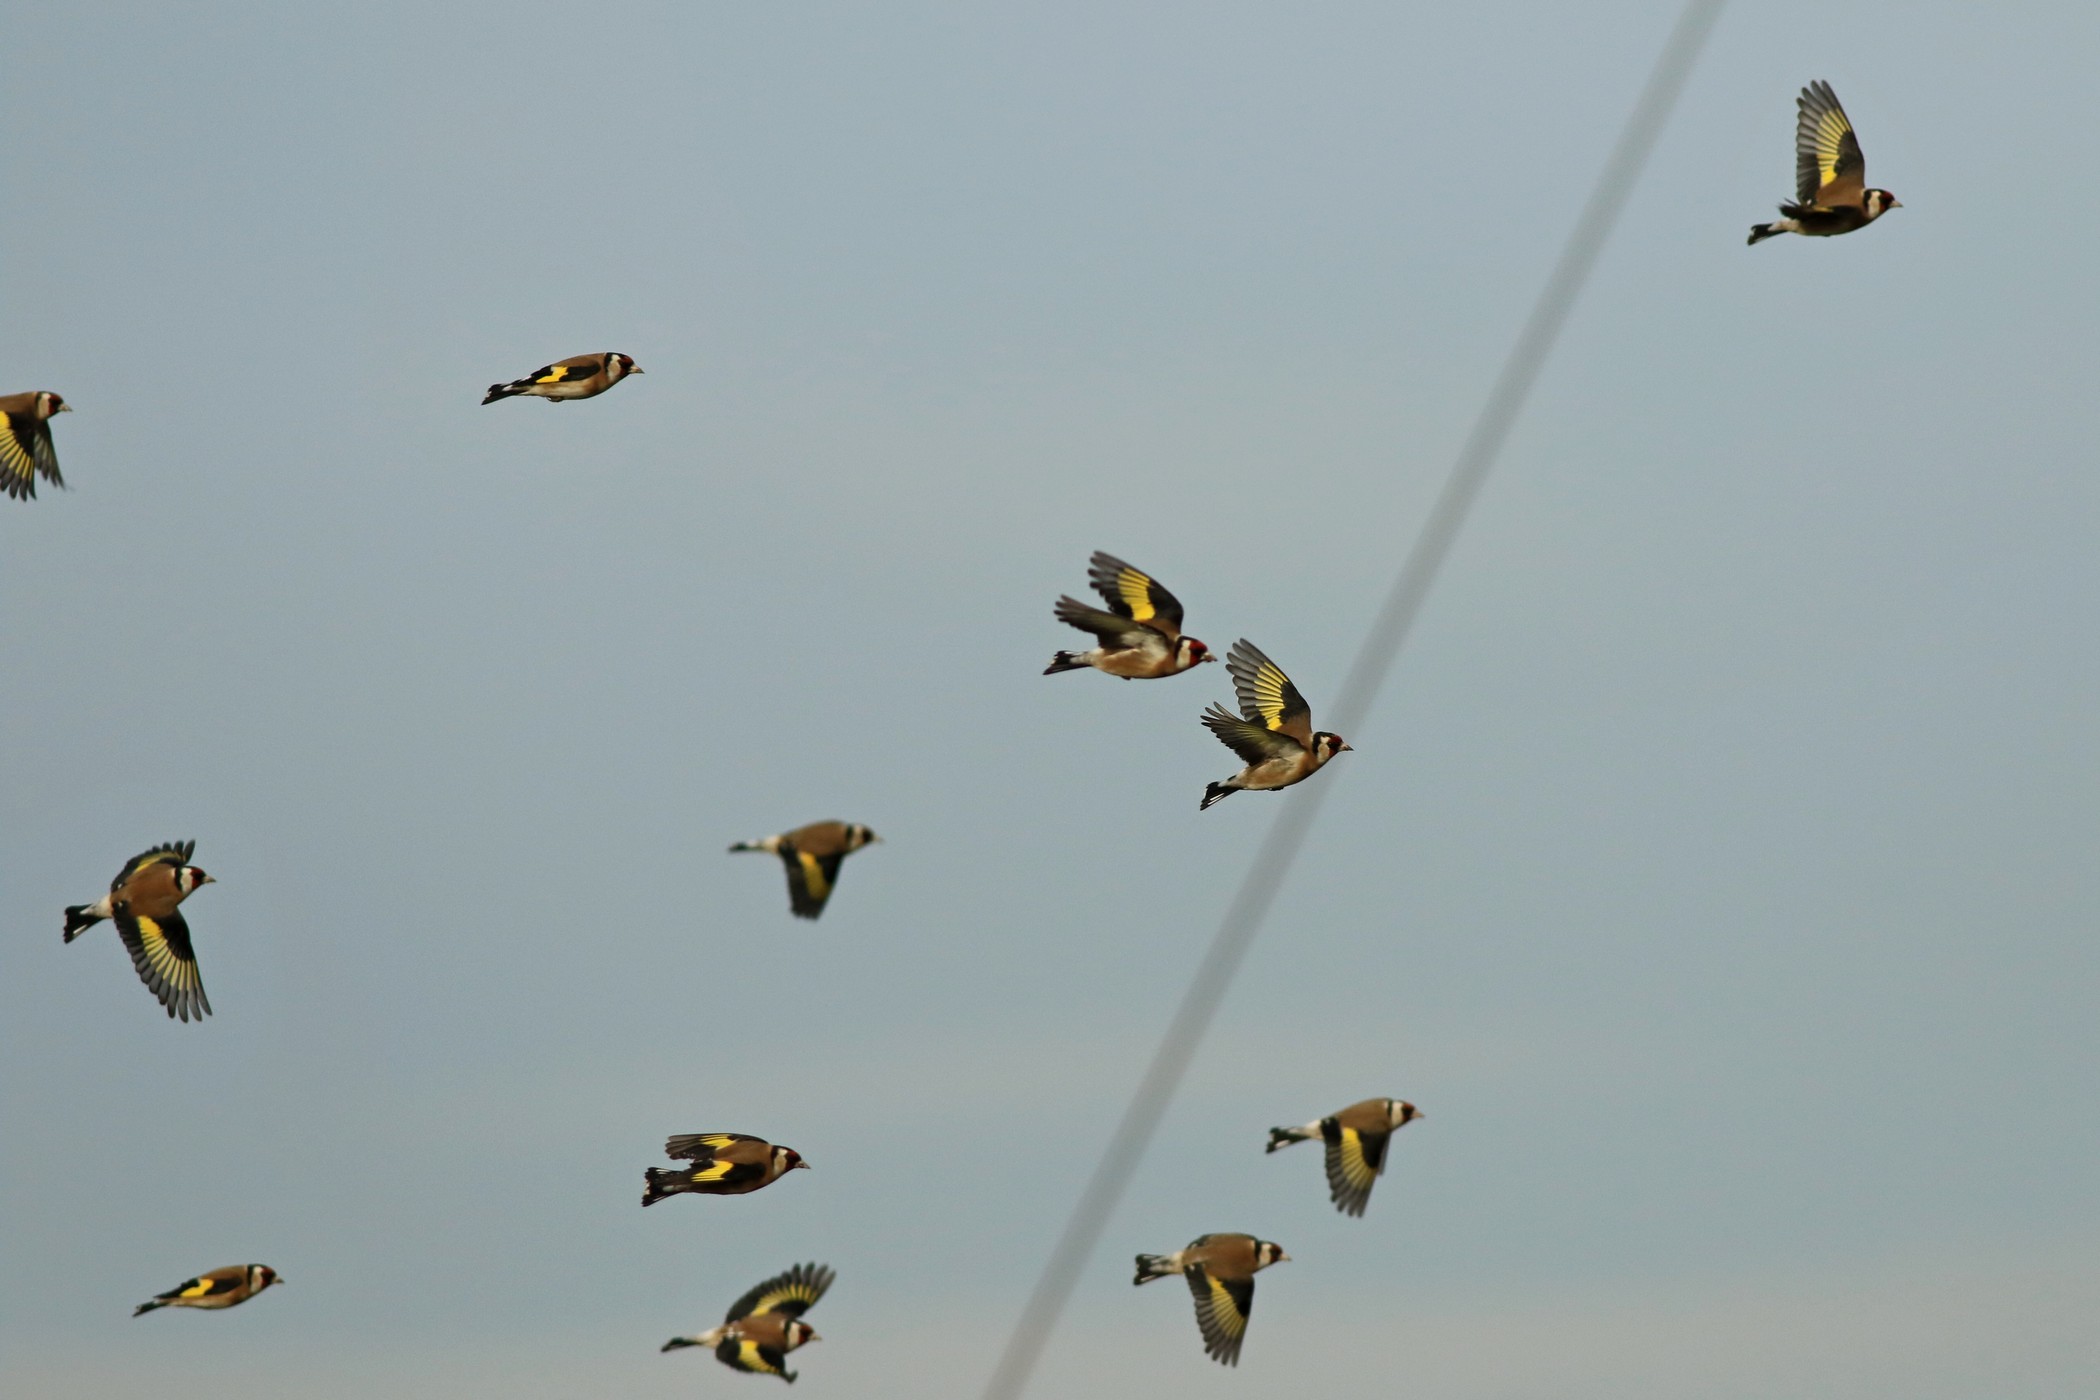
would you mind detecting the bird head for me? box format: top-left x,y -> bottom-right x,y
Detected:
613,353 -> 642,375
1313,732 -> 1352,761
1178,637 -> 1215,668
775,1146 -> 810,1174
1866,189 -> 1901,217
249,1265 -> 282,1290
178,866 -> 215,895
786,1321 -> 820,1350
37,392 -> 69,418
846,824 -> 880,850
1255,1241 -> 1291,1270
1389,1099 -> 1422,1129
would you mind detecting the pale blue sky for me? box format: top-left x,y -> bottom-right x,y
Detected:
5,3 -> 2098,1397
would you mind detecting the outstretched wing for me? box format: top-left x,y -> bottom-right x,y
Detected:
715,1336 -> 792,1379
1052,596 -> 1157,651
524,353 -> 607,386
780,846 -> 845,920
1322,1123 -> 1390,1218
726,1263 -> 835,1323
1225,640 -> 1313,745
0,408 -> 59,500
112,841 -> 194,894
1796,80 -> 1866,206
1087,552 -> 1185,637
113,906 -> 211,1022
1202,704 -> 1301,766
1185,1266 -> 1255,1366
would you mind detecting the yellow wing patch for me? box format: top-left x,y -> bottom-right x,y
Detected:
1335,1128 -> 1377,1192
533,365 -> 577,384
734,1339 -> 784,1375
796,851 -> 832,902
0,418 -> 34,486
1810,106 -> 1853,191
1246,658 -> 1297,731
689,1159 -> 737,1182
1107,563 -> 1159,623
135,918 -> 198,992
176,1275 -> 227,1299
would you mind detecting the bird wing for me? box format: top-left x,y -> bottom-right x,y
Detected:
716,1336 -> 792,1378
1202,703 -> 1301,766
1323,1125 -> 1389,1217
0,408 -> 58,500
1053,596 -> 1159,650
1185,1265 -> 1255,1366
725,1263 -> 835,1323
781,846 -> 845,920
1796,80 -> 1866,206
1087,552 -> 1186,637
113,906 -> 211,1022
664,1132 -> 765,1161
1226,640 -> 1314,746
112,841 -> 195,895
161,1269 -> 245,1303
515,354 -> 605,387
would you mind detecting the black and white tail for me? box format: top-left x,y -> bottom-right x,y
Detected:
481,380 -> 528,405
641,1168 -> 681,1207
132,1298 -> 167,1317
1133,1253 -> 1178,1285
1267,1124 -> 1315,1154
63,904 -> 104,942
1200,781 -> 1235,810
1747,219 -> 1792,246
1043,651 -> 1087,675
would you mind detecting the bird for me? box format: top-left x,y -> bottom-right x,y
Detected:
729,821 -> 879,920
481,352 -> 642,404
1267,1097 -> 1422,1217
1133,1234 -> 1289,1366
662,1261 -> 834,1383
133,1264 -> 283,1316
1748,80 -> 1901,245
1199,640 -> 1350,809
63,841 -> 216,1022
642,1133 -> 809,1205
1044,551 -> 1215,678
0,390 -> 70,500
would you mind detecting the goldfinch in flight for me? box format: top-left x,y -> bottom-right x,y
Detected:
1748,81 -> 1900,245
481,351 -> 641,404
133,1264 -> 283,1317
1133,1234 -> 1289,1366
729,821 -> 879,920
64,841 -> 216,1022
1267,1097 -> 1422,1217
1199,640 -> 1350,810
1044,551 -> 1215,678
662,1261 -> 834,1383
642,1133 -> 809,1205
0,390 -> 70,500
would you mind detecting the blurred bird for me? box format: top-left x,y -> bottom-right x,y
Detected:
1748,80 -> 1900,245
0,390 -> 69,500
63,841 -> 216,1022
729,821 -> 879,920
662,1261 -> 834,1383
1133,1234 -> 1289,1366
1267,1097 -> 1422,1217
643,1133 -> 808,1205
481,352 -> 641,404
1044,551 -> 1214,678
1199,640 -> 1350,809
133,1264 -> 282,1316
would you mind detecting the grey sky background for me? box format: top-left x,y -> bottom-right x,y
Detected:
5,2 -> 2098,1396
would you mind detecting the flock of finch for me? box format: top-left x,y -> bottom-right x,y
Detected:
15,80 -> 1898,1380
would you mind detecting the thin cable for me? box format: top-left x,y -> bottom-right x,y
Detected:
978,5 -> 1730,1397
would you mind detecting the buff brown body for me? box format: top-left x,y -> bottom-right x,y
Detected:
729,821 -> 879,920
1045,551 -> 1214,679
134,1264 -> 282,1316
1267,1097 -> 1422,1217
642,1133 -> 808,1205
0,390 -> 69,500
1199,640 -> 1350,809
1748,81 -> 1900,245
482,351 -> 641,404
1132,1233 -> 1288,1366
63,841 -> 216,1022
662,1262 -> 834,1383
